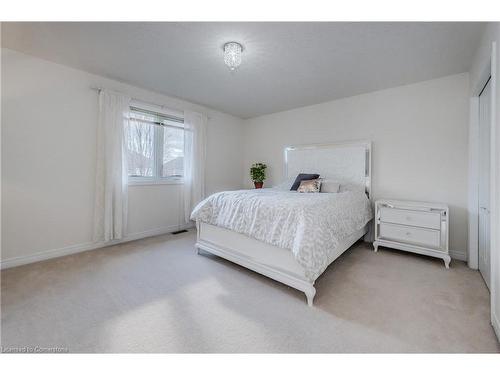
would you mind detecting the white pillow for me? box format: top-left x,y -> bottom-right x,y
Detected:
339,183 -> 366,193
320,179 -> 341,193
273,178 -> 295,191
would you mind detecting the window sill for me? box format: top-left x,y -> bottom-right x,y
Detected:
128,178 -> 184,186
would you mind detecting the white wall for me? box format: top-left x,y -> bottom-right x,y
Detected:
1,48 -> 245,265
243,73 -> 470,259
468,22 -> 500,341
0,49 -> 475,271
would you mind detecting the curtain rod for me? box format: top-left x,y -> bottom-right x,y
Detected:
90,86 -> 210,120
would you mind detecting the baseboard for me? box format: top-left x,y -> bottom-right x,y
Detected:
0,226 -> 468,270
449,250 -> 467,261
0,222 -> 194,270
1,240 -> 99,270
492,312 -> 500,343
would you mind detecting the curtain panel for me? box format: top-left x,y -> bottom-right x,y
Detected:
183,110 -> 207,223
93,90 -> 131,242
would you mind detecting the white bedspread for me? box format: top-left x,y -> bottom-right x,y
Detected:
190,189 -> 373,281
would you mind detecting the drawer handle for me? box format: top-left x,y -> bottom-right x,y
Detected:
406,216 -> 412,221
406,232 -> 411,236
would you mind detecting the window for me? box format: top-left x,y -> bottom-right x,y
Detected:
126,106 -> 184,184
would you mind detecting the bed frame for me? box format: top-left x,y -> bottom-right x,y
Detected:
195,140 -> 372,306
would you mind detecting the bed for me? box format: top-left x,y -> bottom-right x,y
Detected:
191,141 -> 373,306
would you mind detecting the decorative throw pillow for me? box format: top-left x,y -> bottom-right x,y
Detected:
290,173 -> 320,190
297,179 -> 322,193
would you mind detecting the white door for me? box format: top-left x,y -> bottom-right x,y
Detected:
478,77 -> 491,290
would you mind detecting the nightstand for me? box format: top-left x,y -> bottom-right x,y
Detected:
373,199 -> 451,268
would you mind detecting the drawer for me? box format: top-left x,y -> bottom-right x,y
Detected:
379,223 -> 441,249
379,206 -> 441,229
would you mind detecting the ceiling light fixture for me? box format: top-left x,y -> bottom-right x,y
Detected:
223,42 -> 243,71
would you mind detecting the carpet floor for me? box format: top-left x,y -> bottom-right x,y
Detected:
1,230 -> 499,353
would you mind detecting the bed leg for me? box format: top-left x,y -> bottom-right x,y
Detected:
305,286 -> 316,307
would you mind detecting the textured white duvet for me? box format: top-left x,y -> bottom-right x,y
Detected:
190,188 -> 373,281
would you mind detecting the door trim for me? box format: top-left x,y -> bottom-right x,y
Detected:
468,41 -> 499,343
478,77 -> 492,289
468,44 -> 496,272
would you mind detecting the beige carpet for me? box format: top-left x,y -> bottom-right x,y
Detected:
1,230 -> 499,353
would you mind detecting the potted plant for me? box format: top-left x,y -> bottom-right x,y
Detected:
250,163 -> 267,189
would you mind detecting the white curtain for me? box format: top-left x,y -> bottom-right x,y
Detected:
93,90 -> 131,242
183,110 -> 207,223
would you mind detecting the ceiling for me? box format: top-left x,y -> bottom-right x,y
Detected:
1,22 -> 485,118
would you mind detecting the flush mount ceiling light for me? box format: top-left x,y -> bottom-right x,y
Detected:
223,42 -> 243,71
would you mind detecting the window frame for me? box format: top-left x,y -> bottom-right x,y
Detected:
126,104 -> 185,186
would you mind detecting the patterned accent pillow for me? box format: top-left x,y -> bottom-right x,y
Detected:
297,179 -> 322,193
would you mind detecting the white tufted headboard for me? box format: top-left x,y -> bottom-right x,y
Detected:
284,140 -> 372,198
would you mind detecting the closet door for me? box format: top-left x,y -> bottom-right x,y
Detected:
478,78 -> 491,290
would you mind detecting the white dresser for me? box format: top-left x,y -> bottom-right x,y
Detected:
373,199 -> 451,268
